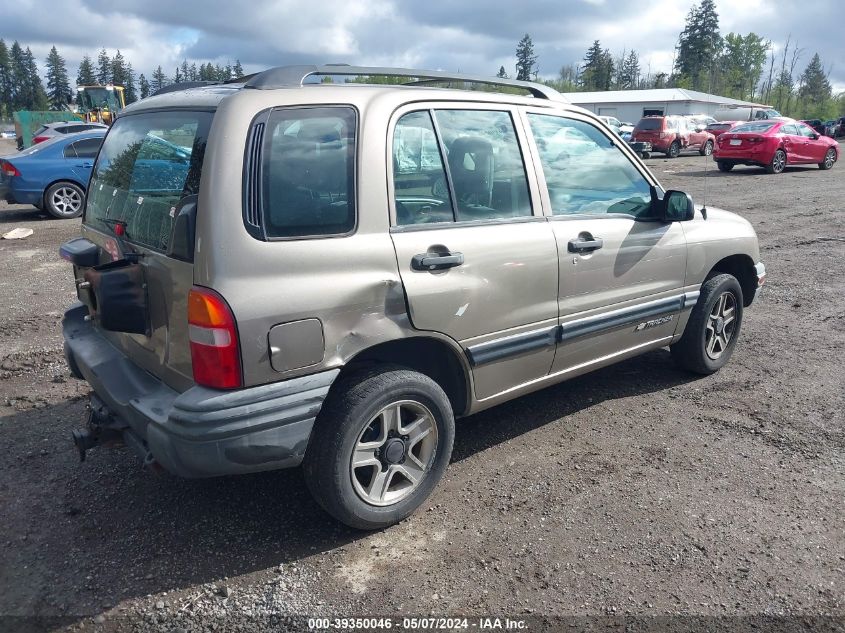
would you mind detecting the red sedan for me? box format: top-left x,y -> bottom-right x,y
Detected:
713,120 -> 839,174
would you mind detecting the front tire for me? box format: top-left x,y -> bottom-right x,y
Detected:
304,367 -> 455,530
44,181 -> 85,219
819,148 -> 836,170
765,148 -> 786,174
671,274 -> 744,375
700,140 -> 714,156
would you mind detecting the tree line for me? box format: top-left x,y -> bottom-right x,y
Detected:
0,39 -> 244,121
507,0 -> 842,119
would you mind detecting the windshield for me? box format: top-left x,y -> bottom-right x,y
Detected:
636,118 -> 661,130
85,111 -> 212,251
78,87 -> 122,112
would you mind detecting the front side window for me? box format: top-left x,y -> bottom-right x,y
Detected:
86,111 -> 211,251
528,114 -> 653,218
261,106 -> 356,238
797,123 -> 816,138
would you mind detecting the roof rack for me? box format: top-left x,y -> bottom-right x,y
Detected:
243,64 -> 565,101
150,80 -> 222,97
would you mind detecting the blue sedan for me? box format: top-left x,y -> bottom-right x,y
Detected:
0,129 -> 105,219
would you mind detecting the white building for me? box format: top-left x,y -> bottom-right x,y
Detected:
561,88 -> 763,123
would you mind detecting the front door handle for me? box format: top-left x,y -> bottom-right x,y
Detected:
568,237 -> 603,253
412,251 -> 464,271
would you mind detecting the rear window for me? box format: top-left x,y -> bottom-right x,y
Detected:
636,118 -> 662,130
732,122 -> 776,133
259,106 -> 356,238
85,111 -> 211,251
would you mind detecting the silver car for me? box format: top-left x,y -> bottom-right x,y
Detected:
61,65 -> 766,529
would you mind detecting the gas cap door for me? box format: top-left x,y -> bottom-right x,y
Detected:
268,319 -> 325,373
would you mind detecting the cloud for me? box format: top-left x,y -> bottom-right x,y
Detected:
1,0 -> 842,91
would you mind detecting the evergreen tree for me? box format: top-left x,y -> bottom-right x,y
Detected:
190,63 -> 198,81
0,40 -> 12,119
111,50 -> 129,88
10,41 -> 27,109
514,34 -> 537,81
97,48 -> 111,84
151,65 -> 167,92
232,59 -> 244,78
77,55 -> 96,86
180,59 -> 190,83
124,62 -> 137,103
798,53 -> 832,112
174,67 -> 183,83
24,47 -> 48,110
580,40 -> 614,90
138,73 -> 150,99
496,65 -> 508,79
45,46 -> 72,109
223,63 -> 232,81
674,0 -> 722,91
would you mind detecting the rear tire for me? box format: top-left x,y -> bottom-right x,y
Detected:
699,140 -> 714,156
671,274 -> 744,375
44,181 -> 85,219
667,140 -> 681,158
819,148 -> 836,170
765,149 -> 786,174
716,161 -> 734,172
304,366 -> 455,530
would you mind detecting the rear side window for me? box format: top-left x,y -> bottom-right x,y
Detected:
85,111 -> 211,251
259,107 -> 356,238
392,109 -> 532,225
66,138 -> 102,159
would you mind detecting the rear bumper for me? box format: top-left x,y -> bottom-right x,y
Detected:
62,302 -> 339,477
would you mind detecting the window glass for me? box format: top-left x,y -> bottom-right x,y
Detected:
780,124 -> 798,135
262,107 -> 356,238
797,123 -> 816,138
69,138 -> 103,159
63,143 -> 78,159
528,114 -> 653,218
392,111 -> 453,225
86,111 -> 211,252
733,122 -> 775,133
433,109 -> 532,222
636,118 -> 661,130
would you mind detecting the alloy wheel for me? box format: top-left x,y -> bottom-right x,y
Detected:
350,400 -> 439,507
824,149 -> 835,169
705,291 -> 737,360
772,150 -> 786,173
50,186 -> 82,216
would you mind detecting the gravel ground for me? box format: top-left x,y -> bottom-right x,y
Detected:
0,137 -> 843,632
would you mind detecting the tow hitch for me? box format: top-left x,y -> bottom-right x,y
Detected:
70,396 -> 124,462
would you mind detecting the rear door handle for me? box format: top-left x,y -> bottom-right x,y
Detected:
412,251 -> 464,271
568,237 -> 603,253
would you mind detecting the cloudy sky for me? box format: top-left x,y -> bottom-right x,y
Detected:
5,0 -> 844,92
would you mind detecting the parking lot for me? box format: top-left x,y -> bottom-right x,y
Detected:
1,139 -> 843,631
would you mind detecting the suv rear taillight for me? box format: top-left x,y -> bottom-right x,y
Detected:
187,286 -> 242,389
1,161 -> 20,177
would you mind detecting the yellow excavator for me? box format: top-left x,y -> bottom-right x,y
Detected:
76,84 -> 126,125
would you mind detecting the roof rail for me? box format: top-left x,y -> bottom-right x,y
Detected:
243,64 -> 565,101
151,80 -> 221,97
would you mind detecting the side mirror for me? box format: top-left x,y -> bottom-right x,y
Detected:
661,190 -> 695,222
810,132 -> 819,140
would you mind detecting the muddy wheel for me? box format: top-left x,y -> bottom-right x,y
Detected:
304,366 -> 455,530
671,274 -> 744,375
